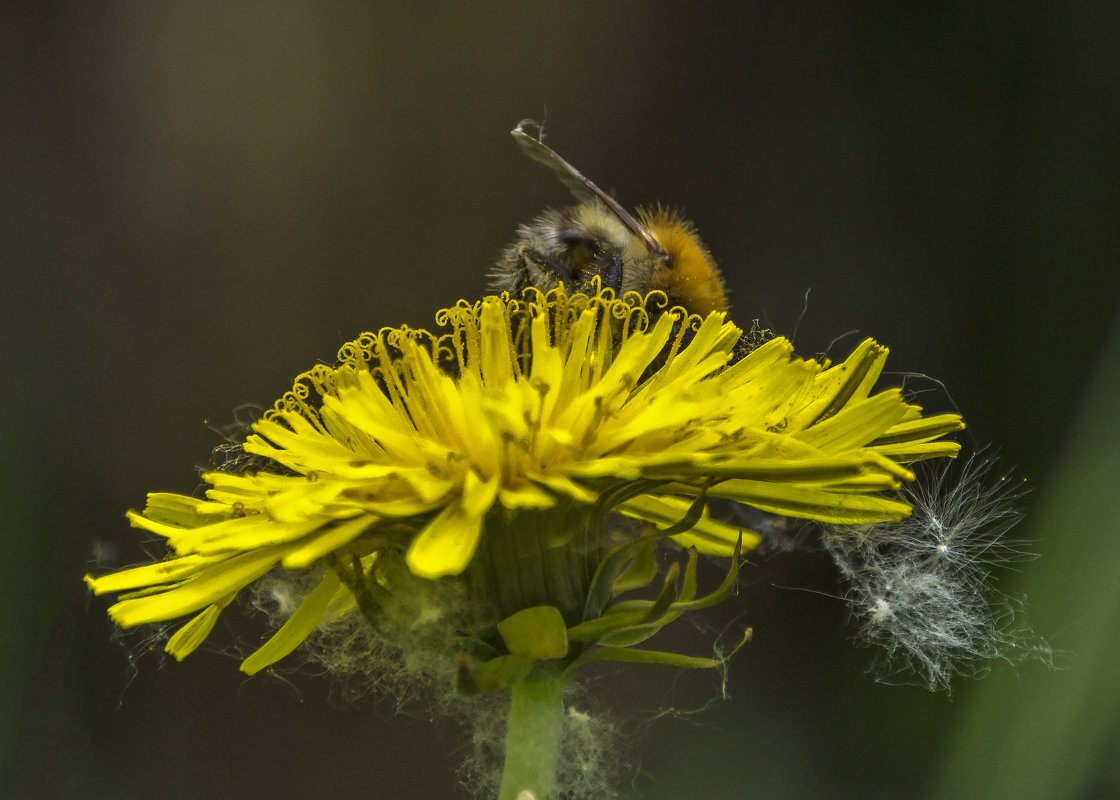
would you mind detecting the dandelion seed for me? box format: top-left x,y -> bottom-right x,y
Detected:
823,455 -> 1047,691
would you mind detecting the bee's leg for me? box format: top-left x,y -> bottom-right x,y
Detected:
601,254 -> 624,296
516,245 -> 573,289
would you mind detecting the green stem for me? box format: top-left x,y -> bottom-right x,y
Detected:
498,669 -> 569,800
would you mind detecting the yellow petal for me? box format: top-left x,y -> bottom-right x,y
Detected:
794,389 -> 909,452
406,472 -> 498,578
141,493 -> 230,526
708,479 -> 912,524
165,591 -> 236,660
280,516 -> 374,569
107,546 -> 286,627
240,570 -> 343,675
85,552 -> 225,594
618,494 -> 763,554
871,413 -> 966,446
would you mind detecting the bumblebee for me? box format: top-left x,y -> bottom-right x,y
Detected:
490,121 -> 730,317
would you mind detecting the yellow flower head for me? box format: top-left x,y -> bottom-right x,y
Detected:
86,286 -> 963,674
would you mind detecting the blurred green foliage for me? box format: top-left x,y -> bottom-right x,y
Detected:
933,313 -> 1120,800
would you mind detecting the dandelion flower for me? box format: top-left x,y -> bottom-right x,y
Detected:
87,285 -> 963,678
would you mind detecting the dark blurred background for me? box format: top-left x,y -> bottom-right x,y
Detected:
2,2 -> 1118,798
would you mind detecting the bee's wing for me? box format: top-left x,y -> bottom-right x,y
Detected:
512,121 -> 670,265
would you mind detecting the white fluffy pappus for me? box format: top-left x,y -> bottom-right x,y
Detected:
821,455 -> 1053,692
